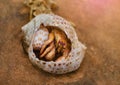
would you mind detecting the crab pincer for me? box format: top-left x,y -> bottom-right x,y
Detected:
45,46 -> 56,61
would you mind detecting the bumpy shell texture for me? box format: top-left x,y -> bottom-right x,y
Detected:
22,14 -> 86,74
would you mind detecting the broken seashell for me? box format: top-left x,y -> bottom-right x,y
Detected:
22,14 -> 86,74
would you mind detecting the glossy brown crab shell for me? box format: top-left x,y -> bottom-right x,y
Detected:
22,14 -> 86,74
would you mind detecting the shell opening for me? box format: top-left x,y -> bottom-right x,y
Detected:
33,24 -> 72,62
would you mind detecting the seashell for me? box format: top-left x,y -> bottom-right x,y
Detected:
22,14 -> 86,74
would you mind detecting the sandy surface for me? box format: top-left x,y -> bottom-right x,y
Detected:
0,0 -> 120,85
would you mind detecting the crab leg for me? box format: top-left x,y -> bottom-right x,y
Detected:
55,49 -> 70,62
45,47 -> 55,61
57,44 -> 63,53
40,42 -> 54,58
40,32 -> 54,54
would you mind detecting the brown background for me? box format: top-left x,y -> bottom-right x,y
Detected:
0,0 -> 120,85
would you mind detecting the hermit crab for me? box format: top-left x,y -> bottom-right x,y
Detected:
22,14 -> 86,74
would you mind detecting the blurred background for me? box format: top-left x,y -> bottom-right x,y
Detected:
0,0 -> 120,85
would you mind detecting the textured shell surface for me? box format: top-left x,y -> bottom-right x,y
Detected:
32,29 -> 49,48
22,14 -> 86,74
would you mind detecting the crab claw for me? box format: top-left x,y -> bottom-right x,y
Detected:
40,42 -> 54,58
45,47 -> 55,61
40,32 -> 54,54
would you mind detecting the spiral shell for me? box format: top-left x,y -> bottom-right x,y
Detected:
22,14 -> 86,74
